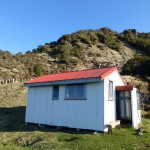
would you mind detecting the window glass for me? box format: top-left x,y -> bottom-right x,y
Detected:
76,84 -> 85,98
109,81 -> 113,100
137,92 -> 141,110
125,91 -> 130,97
66,85 -> 75,98
66,84 -> 86,100
52,85 -> 59,100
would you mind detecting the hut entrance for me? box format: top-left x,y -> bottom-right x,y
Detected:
116,91 -> 132,122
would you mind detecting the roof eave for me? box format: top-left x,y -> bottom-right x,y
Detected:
24,77 -> 101,87
116,85 -> 134,91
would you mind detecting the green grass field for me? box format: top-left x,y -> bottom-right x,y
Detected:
0,83 -> 150,150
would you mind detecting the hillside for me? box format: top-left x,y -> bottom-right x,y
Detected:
0,83 -> 27,107
0,27 -> 150,92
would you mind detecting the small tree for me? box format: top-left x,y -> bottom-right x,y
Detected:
57,45 -> 71,63
34,63 -> 44,77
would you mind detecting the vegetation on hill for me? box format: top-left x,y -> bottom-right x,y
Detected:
36,28 -> 121,60
122,55 -> 150,92
119,29 -> 150,55
0,83 -> 26,107
0,50 -> 46,79
123,55 -> 150,76
0,28 -> 150,92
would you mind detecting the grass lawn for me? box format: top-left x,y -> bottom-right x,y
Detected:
0,84 -> 150,150
0,106 -> 150,150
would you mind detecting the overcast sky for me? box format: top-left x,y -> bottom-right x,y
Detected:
0,0 -> 150,54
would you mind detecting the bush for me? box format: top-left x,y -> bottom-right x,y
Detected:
103,35 -> 121,51
56,45 -> 71,63
122,55 -> 150,76
119,31 -> 150,56
34,64 -> 44,77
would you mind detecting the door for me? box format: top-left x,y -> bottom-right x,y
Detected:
118,91 -> 132,120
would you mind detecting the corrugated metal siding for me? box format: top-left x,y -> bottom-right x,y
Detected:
25,68 -> 129,131
25,82 -> 105,131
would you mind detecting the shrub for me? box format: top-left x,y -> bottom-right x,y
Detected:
34,63 -> 44,77
103,35 -> 121,51
119,31 -> 150,56
56,45 -> 71,63
122,55 -> 150,76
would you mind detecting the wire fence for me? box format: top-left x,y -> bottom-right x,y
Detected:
0,78 -> 32,84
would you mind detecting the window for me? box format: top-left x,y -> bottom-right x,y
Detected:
65,84 -> 86,100
109,81 -> 113,100
137,92 -> 141,110
52,85 -> 59,100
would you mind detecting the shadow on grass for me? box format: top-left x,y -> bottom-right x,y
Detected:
0,107 -> 137,134
0,106 -> 94,135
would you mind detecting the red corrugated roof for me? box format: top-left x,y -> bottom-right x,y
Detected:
116,85 -> 134,91
26,66 -> 124,84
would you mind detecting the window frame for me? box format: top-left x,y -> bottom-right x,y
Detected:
108,80 -> 113,101
65,83 -> 86,100
52,85 -> 59,100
